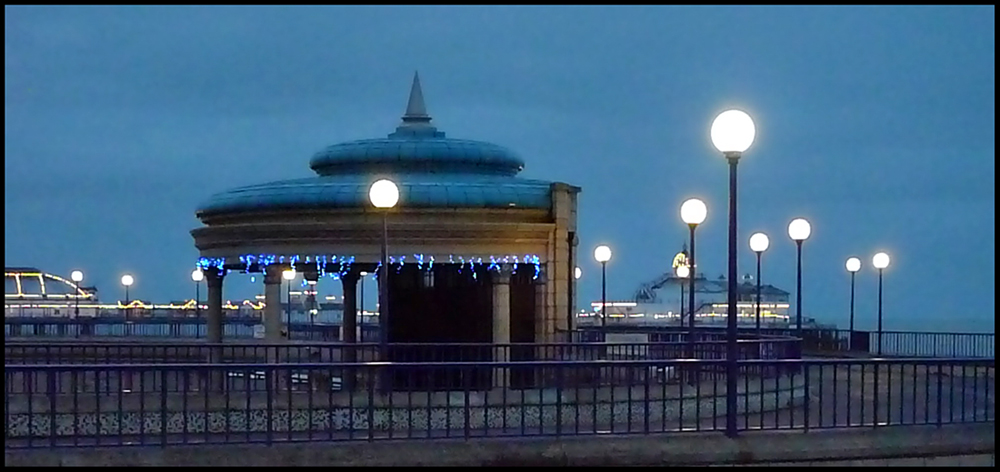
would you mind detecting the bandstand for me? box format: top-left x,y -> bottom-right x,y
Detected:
191,74 -> 581,379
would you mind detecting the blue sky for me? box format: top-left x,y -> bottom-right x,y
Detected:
4,6 -> 995,333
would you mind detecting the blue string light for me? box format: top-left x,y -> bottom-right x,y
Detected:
197,253 -> 544,280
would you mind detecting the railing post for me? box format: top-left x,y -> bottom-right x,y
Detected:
936,364 -> 943,427
803,362 -> 810,432
873,362 -> 880,428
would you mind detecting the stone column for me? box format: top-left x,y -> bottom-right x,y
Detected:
204,269 -> 225,391
261,266 -> 285,391
205,270 -> 225,344
340,272 -> 360,391
492,266 -> 512,388
341,272 -> 360,348
263,265 -> 284,344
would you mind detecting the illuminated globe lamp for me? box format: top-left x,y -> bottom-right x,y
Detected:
787,218 -> 811,331
711,110 -> 757,158
711,109 -> 755,439
872,251 -> 891,356
575,267 -> 582,280
748,232 -> 770,333
369,179 -> 400,209
845,256 -> 861,344
594,245 -> 612,337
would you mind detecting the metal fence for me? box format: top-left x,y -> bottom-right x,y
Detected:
4,338 -> 802,366
4,316 -> 374,342
572,326 -> 995,359
7,318 -> 994,359
5,358 -> 993,448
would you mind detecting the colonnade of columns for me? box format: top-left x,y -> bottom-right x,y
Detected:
200,262 -> 551,389
201,265 -> 374,348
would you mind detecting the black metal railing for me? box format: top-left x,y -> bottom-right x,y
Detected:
8,318 -> 992,359
4,357 -> 993,448
4,316 -> 375,342
571,326 -> 995,359
3,338 -> 803,366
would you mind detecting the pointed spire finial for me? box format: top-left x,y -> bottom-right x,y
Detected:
401,71 -> 431,126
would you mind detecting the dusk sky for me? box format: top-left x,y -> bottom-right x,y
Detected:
4,6 -> 995,333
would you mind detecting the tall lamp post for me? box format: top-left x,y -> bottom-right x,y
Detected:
787,218 -> 811,331
369,179 -> 400,357
872,252 -> 890,356
121,274 -> 134,321
574,266 -> 583,338
845,257 -> 861,350
71,270 -> 84,338
359,271 -> 368,343
307,279 -> 318,336
710,109 -> 755,439
680,198 -> 707,336
71,270 -> 84,320
282,269 -> 296,338
594,245 -> 612,340
749,233 -> 770,335
191,269 -> 204,321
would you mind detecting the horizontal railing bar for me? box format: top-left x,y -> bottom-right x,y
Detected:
5,357 -> 994,371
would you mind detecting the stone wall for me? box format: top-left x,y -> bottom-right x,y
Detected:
5,424 -> 992,467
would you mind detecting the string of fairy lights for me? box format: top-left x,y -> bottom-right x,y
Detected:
196,253 -> 544,282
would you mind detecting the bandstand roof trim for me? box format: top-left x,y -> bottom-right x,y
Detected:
198,174 -> 553,215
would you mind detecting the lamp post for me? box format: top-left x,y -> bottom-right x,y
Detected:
680,198 -> 706,373
749,233 -> 770,335
71,270 -> 84,338
307,279 -> 318,336
711,109 -> 755,439
845,257 -> 861,350
787,218 -> 811,331
282,269 -> 296,338
675,264 -> 690,326
872,252 -> 890,356
191,269 -> 204,321
71,270 -> 84,320
680,198 -> 707,335
359,271 -> 368,343
594,245 -> 612,340
574,267 -> 582,332
121,274 -> 134,322
369,179 -> 399,357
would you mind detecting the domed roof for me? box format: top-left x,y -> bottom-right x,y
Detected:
309,133 -> 525,177
197,73 -> 554,217
310,73 -> 525,177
